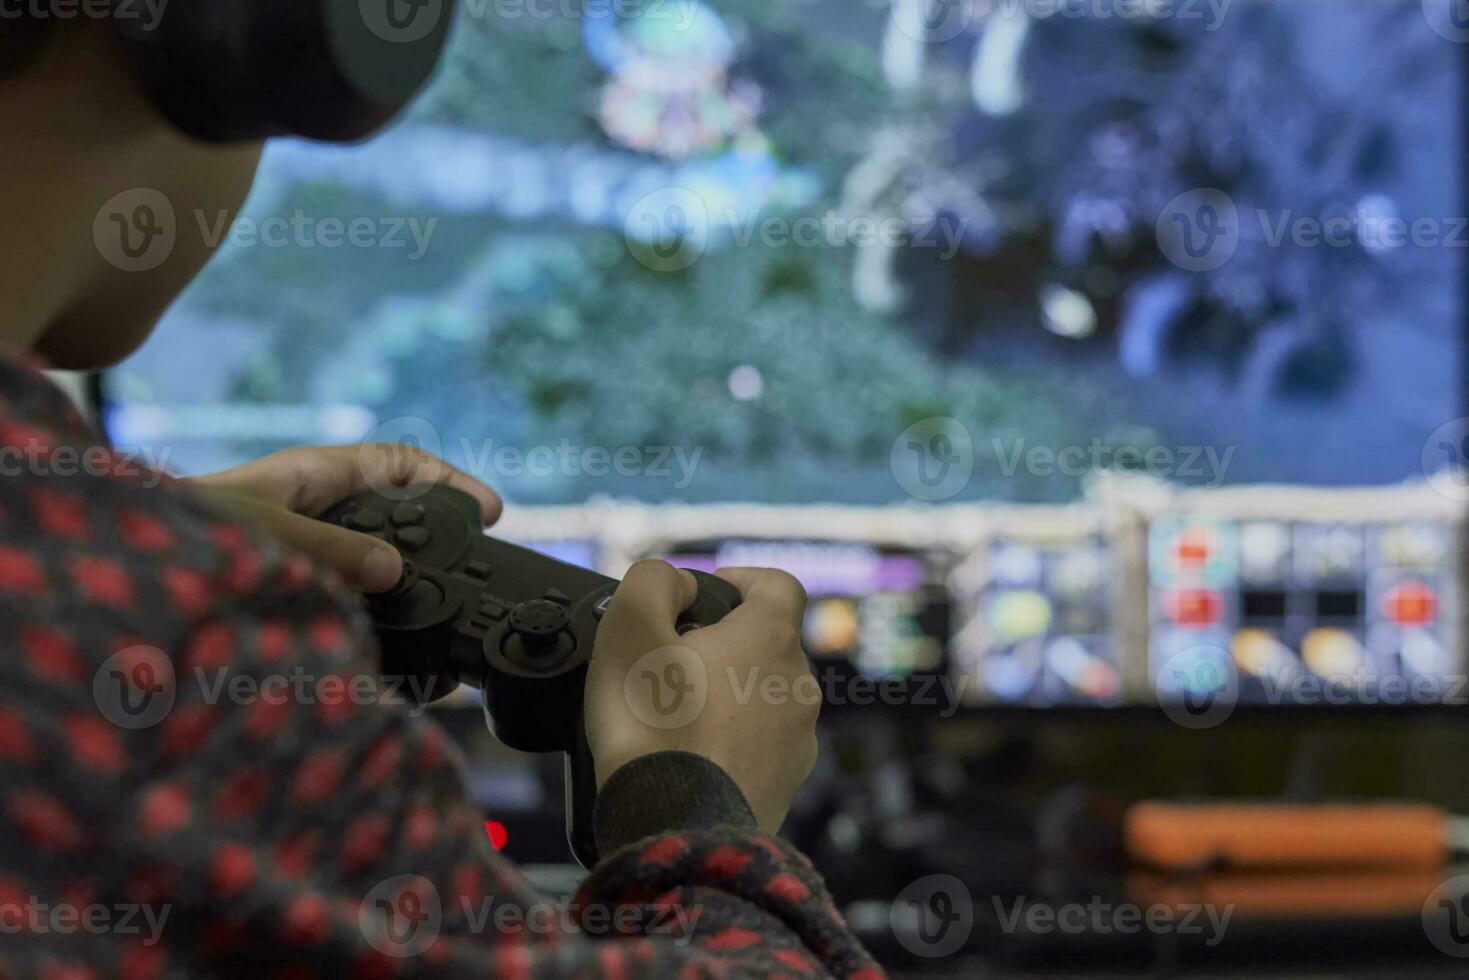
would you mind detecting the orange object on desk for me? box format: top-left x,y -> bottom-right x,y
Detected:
1125,801 -> 1452,872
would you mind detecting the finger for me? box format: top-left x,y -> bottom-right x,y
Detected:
342,443 -> 503,525
220,493 -> 404,593
712,567 -> 808,632
196,445 -> 503,526
598,560 -> 698,653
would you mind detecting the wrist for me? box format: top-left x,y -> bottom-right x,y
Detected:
592,750 -> 756,857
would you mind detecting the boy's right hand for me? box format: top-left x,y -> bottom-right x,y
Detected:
584,561 -> 820,834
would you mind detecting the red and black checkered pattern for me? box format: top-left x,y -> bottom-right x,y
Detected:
0,357 -> 885,979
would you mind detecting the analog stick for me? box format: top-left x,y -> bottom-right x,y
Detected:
504,598 -> 575,666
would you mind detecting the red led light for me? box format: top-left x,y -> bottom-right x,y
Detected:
1164,587 -> 1223,627
1384,581 -> 1438,626
484,820 -> 508,851
1173,528 -> 1213,570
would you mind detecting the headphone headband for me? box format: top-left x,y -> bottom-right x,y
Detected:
117,0 -> 456,143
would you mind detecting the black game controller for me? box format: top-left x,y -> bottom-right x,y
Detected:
322,483 -> 742,868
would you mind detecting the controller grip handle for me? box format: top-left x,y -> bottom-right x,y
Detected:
567,718 -> 600,868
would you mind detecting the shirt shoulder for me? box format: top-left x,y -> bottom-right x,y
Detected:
0,358 -> 373,693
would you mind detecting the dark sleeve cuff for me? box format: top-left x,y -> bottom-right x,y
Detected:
592,751 -> 757,856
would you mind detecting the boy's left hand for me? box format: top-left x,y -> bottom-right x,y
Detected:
185,444 -> 502,593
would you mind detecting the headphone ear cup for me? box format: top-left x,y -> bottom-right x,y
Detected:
118,0 -> 455,143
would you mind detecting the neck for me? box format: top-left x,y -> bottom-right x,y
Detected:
0,23 -> 171,354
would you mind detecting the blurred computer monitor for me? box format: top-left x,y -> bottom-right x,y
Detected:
103,0 -> 1465,709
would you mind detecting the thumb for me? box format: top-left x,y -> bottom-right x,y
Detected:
208,490 -> 404,593
598,560 -> 698,655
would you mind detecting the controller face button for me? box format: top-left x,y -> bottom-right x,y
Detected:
544,588 -> 570,606
390,502 -> 427,527
463,561 -> 492,583
477,597 -> 508,621
395,526 -> 432,551
344,508 -> 386,532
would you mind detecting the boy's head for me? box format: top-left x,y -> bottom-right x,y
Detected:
1,3 -> 452,370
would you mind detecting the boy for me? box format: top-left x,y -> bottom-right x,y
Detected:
0,14 -> 882,978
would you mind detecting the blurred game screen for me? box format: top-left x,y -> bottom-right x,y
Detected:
104,1 -> 1465,708
663,541 -> 949,679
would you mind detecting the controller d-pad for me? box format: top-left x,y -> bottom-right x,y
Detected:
344,507 -> 386,532
395,526 -> 432,551
391,502 -> 427,527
